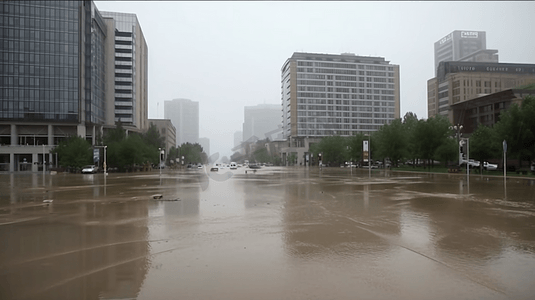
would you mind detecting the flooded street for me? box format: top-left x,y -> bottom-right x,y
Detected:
1,167 -> 535,300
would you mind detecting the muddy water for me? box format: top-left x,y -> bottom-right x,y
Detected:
1,168 -> 534,300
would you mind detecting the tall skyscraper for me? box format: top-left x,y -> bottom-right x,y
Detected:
164,98 -> 199,146
100,11 -> 148,130
198,137 -> 210,157
234,131 -> 243,148
0,1 -> 148,172
242,104 -> 281,142
434,30 -> 498,75
281,52 -> 400,140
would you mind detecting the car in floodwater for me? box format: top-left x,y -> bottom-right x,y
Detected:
483,161 -> 498,170
81,165 -> 98,174
230,162 -> 237,170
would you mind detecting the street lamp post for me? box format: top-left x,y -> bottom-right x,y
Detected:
159,148 -> 162,176
450,124 -> 463,165
103,146 -> 107,176
94,145 -> 108,175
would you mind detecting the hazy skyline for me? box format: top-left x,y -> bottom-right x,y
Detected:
95,1 -> 535,157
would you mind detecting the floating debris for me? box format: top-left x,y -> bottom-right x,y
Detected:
150,194 -> 180,201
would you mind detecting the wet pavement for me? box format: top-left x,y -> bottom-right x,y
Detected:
1,167 -> 535,300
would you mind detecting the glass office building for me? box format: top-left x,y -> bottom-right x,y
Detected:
0,1 -> 148,172
0,1 -> 88,123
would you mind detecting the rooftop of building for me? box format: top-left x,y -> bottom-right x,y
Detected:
290,52 -> 390,64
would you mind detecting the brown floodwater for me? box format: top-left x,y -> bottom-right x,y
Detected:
1,167 -> 534,300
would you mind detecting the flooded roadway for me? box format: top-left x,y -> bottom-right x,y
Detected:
1,167 -> 535,300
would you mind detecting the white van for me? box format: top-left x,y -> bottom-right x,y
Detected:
230,162 -> 237,170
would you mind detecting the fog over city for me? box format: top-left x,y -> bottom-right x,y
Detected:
95,1 -> 535,158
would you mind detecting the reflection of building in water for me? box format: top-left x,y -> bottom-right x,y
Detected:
0,201 -> 150,299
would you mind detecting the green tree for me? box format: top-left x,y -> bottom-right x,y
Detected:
143,123 -> 164,149
403,112 -> 419,165
495,95 -> 535,167
470,124 -> 500,171
253,147 -> 271,163
434,137 -> 458,167
113,134 -> 157,171
347,133 -> 366,164
310,136 -> 349,166
413,115 -> 451,170
374,119 -> 407,167
287,153 -> 297,166
103,122 -> 126,145
52,136 -> 92,171
166,146 -> 179,165
178,142 -> 205,164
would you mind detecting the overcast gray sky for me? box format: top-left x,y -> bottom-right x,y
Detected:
95,1 -> 535,158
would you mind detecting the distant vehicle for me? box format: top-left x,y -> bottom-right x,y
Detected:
483,162 -> 498,171
81,165 -> 98,174
462,159 -> 480,168
210,166 -> 218,172
197,164 -> 203,169
230,162 -> 237,170
531,162 -> 535,172
249,164 -> 261,169
468,159 -> 480,167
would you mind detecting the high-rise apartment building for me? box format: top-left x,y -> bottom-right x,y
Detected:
164,98 -> 199,146
281,52 -> 400,140
434,30 -> 497,75
100,11 -> 148,130
242,104 -> 281,142
0,1 -> 148,172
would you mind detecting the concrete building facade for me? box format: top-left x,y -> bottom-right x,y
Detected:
279,52 -> 400,166
100,11 -> 148,131
164,98 -> 199,147
427,61 -> 535,123
148,119 -> 176,159
450,88 -> 535,134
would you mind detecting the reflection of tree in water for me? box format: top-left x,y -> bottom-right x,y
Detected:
0,201 -> 150,299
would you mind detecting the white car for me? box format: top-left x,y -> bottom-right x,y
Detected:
229,162 -> 237,170
464,159 -> 480,168
483,162 -> 498,171
82,165 -> 98,174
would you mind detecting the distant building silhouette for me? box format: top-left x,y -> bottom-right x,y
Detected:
242,104 -> 281,142
164,98 -> 199,146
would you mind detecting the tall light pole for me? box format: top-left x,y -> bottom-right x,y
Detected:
103,145 -> 107,176
42,144 -> 45,177
159,148 -> 162,176
450,124 -> 463,165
